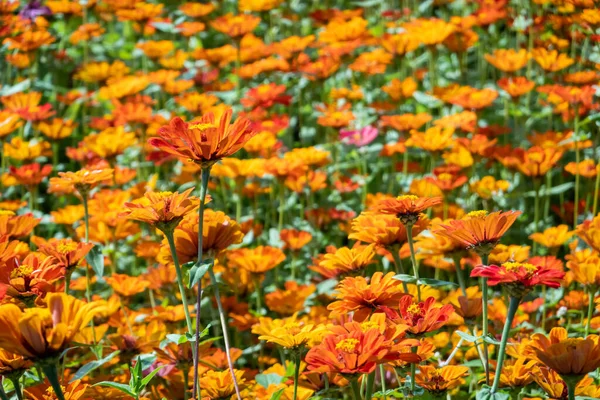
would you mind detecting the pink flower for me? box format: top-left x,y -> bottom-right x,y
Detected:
339,126 -> 378,147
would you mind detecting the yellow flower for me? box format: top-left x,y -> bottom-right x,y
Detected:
529,225 -> 574,248
252,314 -> 326,349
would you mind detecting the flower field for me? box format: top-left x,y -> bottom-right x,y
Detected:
1,0 -> 600,399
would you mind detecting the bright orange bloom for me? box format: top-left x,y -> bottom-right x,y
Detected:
532,48 -> 574,72
565,160 -> 599,178
48,168 -> 114,196
0,111 -> 22,138
279,229 -> 312,251
305,326 -> 392,375
416,365 -> 469,394
227,246 -> 286,275
105,273 -> 151,297
393,296 -> 454,335
406,126 -> 455,152
33,237 -> 94,272
3,137 -> 52,161
349,211 -> 429,248
531,366 -> 595,399
201,369 -> 248,399
3,30 -> 55,52
577,215 -> 600,253
264,281 -> 316,316
252,313 -> 325,349
0,293 -> 105,360
121,188 -> 198,232
516,146 -> 563,177
241,83 -> 291,109
490,357 -> 536,389
37,118 -> 78,140
436,210 -> 521,254
9,163 -> 52,187
485,49 -> 529,72
526,327 -> 600,377
498,76 -> 536,98
382,77 -> 418,102
316,103 -> 355,129
381,113 -> 432,132
0,211 -> 40,239
149,108 -> 256,167
327,272 -> 408,322
448,88 -> 498,110
567,249 -> 600,289
313,244 -> 377,278
210,13 -> 261,37
179,2 -> 215,17
376,195 -> 442,225
404,18 -> 455,46
470,176 -> 510,200
529,225 -> 574,248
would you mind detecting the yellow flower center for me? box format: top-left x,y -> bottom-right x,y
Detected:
407,303 -> 421,314
10,264 -> 33,279
156,191 -> 173,197
502,262 -> 537,274
467,210 -> 488,218
189,123 -> 216,131
336,338 -> 359,353
0,210 -> 15,216
360,321 -> 379,331
57,241 -> 78,253
397,194 -> 418,202
438,173 -> 454,182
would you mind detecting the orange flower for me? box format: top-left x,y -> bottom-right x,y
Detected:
105,273 -> 151,297
158,209 -> 243,264
201,369 -> 248,399
0,211 -> 40,239
393,296 -> 454,335
264,281 -> 316,316
149,108 -> 256,167
305,326 -> 392,375
316,103 -> 355,129
484,49 -> 530,72
33,238 -> 94,272
382,77 -> 418,102
241,83 -> 291,109
565,160 -> 598,178
0,111 -> 22,138
448,88 -> 498,110
406,126 -> 455,152
404,18 -> 455,46
37,118 -> 78,140
529,225 -> 574,248
532,48 -> 574,72
48,168 -> 114,196
3,137 -> 52,161
327,272 -> 408,322
416,365 -> 469,394
313,244 -> 377,278
3,30 -> 55,52
0,293 -> 105,360
279,229 -> 312,251
470,176 -> 510,200
9,163 -> 52,187
516,146 -> 563,177
577,215 -> 600,253
566,249 -> 600,289
121,189 -> 199,232
210,13 -> 261,37
526,327 -> 600,377
227,246 -> 286,275
531,366 -> 595,399
375,195 -> 442,225
436,210 -> 521,255
349,211 -> 429,248
498,76 -> 536,98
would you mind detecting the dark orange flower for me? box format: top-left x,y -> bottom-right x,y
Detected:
210,13 -> 261,37
9,163 -> 52,187
375,195 -> 442,225
393,296 -> 454,335
327,272 -> 408,322
279,229 -> 312,251
436,210 -> 521,255
312,244 -> 377,278
349,211 -> 429,248
32,237 -> 94,272
498,76 -> 536,98
471,261 -> 565,297
121,188 -> 199,232
48,168 -> 114,196
227,246 -> 286,276
105,273 -> 151,297
241,83 -> 291,109
485,49 -> 529,72
416,365 -> 469,394
0,211 -> 40,239
149,108 -> 256,167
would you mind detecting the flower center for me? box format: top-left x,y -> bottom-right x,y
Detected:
336,338 -> 359,353
397,194 -> 418,202
502,262 -> 537,274
360,320 -> 379,331
0,210 -> 15,216
407,303 -> 421,315
57,241 -> 78,253
11,264 -> 33,279
467,210 -> 488,218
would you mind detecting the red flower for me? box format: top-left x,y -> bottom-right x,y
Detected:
392,296 -> 454,335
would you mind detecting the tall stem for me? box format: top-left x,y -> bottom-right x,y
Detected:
364,371 -> 376,400
533,179 -> 541,254
165,230 -> 194,334
593,165 -> 600,216
0,384 -> 10,400
379,364 -> 387,400
586,288 -> 596,337
208,267 -> 242,400
278,183 -> 285,232
8,377 -> 22,400
574,116 -> 580,229
491,296 -> 520,393
350,379 -> 361,400
452,253 -> 467,297
41,363 -> 66,400
82,195 -> 90,243
391,248 -> 409,293
481,277 -> 490,385
292,353 -> 300,400
406,224 -> 420,301
192,167 -> 211,400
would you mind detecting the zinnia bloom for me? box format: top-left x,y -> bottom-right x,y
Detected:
227,246 -> 286,276
526,327 -> 600,378
393,296 -> 454,335
149,108 -> 257,168
375,195 -> 442,225
48,168 -> 114,196
0,293 -> 105,360
416,365 -> 469,394
252,314 -> 326,349
327,272 -> 408,322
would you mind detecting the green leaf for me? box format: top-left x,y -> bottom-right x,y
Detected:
522,182 -> 574,198
184,324 -> 212,343
93,382 -> 135,397
165,334 -> 188,345
456,331 -> 481,343
0,79 -> 31,96
85,245 -> 104,279
70,351 -> 120,383
269,388 -> 285,400
140,364 -> 166,387
482,335 -> 502,345
255,373 -> 284,388
393,274 -> 417,283
186,259 -> 212,288
418,278 -> 458,287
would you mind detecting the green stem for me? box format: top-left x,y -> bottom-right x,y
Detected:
574,113 -> 580,229
293,353 -> 300,400
8,377 -> 22,400
0,384 -> 9,400
491,296 -> 520,393
350,379 -> 361,400
364,371 -> 375,400
593,166 -> 600,217
253,275 -> 262,314
64,272 -> 71,295
165,230 -> 194,334
482,276 -> 490,385
41,363 -> 65,400
410,351 -> 416,394
379,364 -> 386,400
183,363 -> 189,400
278,183 -> 285,232
566,378 -> 577,400
192,167 -> 211,400
82,195 -> 90,243
586,288 -> 596,337
452,253 -> 467,297
391,247 -> 409,293
208,267 -> 242,400
406,224 -> 421,301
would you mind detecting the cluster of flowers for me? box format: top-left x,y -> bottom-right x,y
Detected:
1,0 -> 600,399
